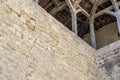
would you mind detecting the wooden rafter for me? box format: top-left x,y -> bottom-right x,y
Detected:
39,0 -> 120,37
89,0 -> 99,49
90,0 -> 98,22
95,1 -> 120,18
77,6 -> 90,18
89,0 -> 107,5
51,0 -> 59,6
45,3 -> 53,9
103,10 -> 116,16
74,0 -> 81,8
49,2 -> 67,15
111,0 -> 119,11
65,0 -> 76,12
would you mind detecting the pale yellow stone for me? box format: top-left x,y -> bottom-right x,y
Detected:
7,0 -> 21,14
25,21 -> 35,31
21,11 -> 31,21
0,0 -> 97,80
20,16 -> 26,23
30,19 -> 36,26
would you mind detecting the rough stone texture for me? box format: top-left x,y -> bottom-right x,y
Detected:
83,22 -> 120,49
0,0 -> 97,80
97,40 -> 120,80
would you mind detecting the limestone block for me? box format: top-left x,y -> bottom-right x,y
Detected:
6,0 -> 21,14
0,0 -> 97,80
20,16 -> 26,23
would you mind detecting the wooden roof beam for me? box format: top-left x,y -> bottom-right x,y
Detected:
49,2 -> 67,15
95,1 -> 120,18
74,0 -> 81,8
111,0 -> 119,11
89,0 -> 107,5
65,0 -> 76,12
65,0 -> 90,19
89,0 -> 98,49
103,10 -> 116,16
90,0 -> 98,22
65,0 -> 80,34
51,0 -> 59,6
77,6 -> 90,19
65,0 -> 90,34
45,3 -> 53,9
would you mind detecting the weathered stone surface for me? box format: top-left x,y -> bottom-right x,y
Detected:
0,0 -> 97,80
97,40 -> 120,80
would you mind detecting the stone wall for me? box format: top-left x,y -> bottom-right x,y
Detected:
83,22 -> 120,49
97,40 -> 120,80
0,0 -> 97,80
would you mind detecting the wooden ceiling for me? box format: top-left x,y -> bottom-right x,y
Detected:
38,0 -> 120,37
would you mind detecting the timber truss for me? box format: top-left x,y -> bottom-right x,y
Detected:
35,0 -> 120,49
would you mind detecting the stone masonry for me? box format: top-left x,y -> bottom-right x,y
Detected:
0,0 -> 97,80
97,40 -> 120,80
